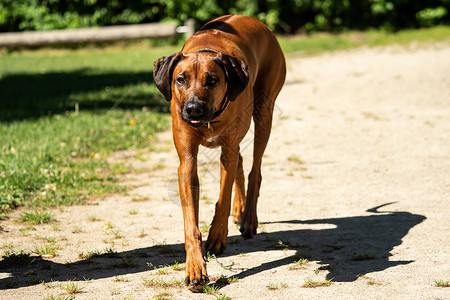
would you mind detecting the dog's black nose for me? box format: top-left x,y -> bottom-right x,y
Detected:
184,101 -> 205,119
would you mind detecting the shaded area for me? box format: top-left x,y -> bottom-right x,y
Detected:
0,68 -> 168,121
0,204 -> 425,289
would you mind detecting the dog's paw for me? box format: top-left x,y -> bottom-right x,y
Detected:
205,224 -> 228,255
239,207 -> 258,239
239,219 -> 258,239
185,275 -> 209,292
184,252 -> 209,292
231,210 -> 243,225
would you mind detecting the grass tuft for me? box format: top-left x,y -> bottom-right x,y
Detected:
200,223 -> 211,233
303,278 -> 334,288
34,244 -> 59,257
434,279 -> 450,287
60,280 -> 84,294
170,259 -> 184,271
153,291 -> 174,300
78,249 -> 102,260
19,211 -> 54,225
203,284 -> 220,294
216,275 -> 238,285
113,275 -> 129,282
289,258 -> 309,270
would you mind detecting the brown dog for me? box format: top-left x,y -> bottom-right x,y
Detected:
153,14 -> 286,292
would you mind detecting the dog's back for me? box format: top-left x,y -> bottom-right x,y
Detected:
183,15 -> 286,89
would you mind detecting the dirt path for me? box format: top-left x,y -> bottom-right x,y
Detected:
1,43 -> 450,300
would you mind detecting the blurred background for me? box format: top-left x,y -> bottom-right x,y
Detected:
0,0 -> 449,33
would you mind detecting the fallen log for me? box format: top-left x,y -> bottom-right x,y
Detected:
0,21 -> 191,47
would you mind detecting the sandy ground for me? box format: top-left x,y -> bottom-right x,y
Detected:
1,42 -> 450,300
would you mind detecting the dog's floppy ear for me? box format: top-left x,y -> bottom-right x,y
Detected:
215,54 -> 249,102
153,52 -> 184,101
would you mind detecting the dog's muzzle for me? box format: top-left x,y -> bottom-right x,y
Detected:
181,99 -> 212,128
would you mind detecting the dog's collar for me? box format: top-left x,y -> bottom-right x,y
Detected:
195,48 -> 220,54
208,83 -> 229,128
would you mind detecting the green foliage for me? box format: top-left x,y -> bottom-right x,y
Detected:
417,7 -> 448,27
0,0 -> 165,32
0,0 -> 448,34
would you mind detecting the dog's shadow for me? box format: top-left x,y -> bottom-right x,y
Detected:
224,202 -> 426,282
0,203 -> 425,289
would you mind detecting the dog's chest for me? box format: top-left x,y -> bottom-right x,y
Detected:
202,135 -> 220,148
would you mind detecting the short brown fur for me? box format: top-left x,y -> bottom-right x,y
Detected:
153,15 -> 286,292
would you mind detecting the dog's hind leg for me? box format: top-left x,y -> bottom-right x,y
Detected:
232,153 -> 246,224
240,90 -> 275,239
205,143 -> 240,254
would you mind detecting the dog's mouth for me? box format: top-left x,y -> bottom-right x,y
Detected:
187,119 -> 205,128
181,114 -> 210,128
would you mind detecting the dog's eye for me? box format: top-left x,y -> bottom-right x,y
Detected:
176,77 -> 185,85
206,77 -> 218,87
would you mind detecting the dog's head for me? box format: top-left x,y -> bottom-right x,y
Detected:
153,51 -> 249,128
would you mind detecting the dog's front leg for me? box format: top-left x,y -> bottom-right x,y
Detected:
205,144 -> 239,255
176,143 -> 209,292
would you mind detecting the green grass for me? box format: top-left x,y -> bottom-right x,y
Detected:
200,223 -> 211,233
216,275 -> 238,285
170,259 -> 184,271
19,211 -> 54,224
289,258 -> 309,270
0,108 -> 168,217
78,249 -> 102,260
0,43 -> 174,217
434,279 -> 450,287
113,275 -> 129,282
303,278 -> 334,288
59,280 -> 85,294
203,284 -> 220,294
34,244 -> 59,257
153,291 -> 174,300
0,44 -> 179,121
279,26 -> 450,55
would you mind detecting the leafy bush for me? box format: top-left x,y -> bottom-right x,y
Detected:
417,6 -> 448,27
0,1 -> 449,34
